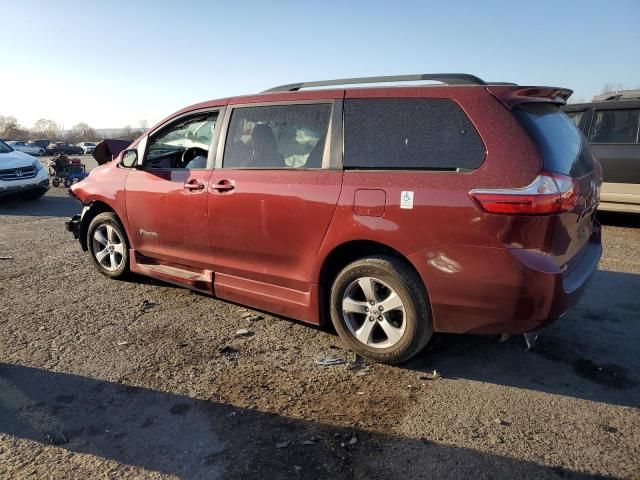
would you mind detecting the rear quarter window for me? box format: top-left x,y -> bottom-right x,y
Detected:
343,98 -> 485,170
515,103 -> 595,177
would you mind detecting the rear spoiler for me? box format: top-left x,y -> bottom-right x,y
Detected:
486,86 -> 573,109
92,139 -> 132,166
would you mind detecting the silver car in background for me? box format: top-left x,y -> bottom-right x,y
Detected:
6,141 -> 46,157
0,139 -> 50,199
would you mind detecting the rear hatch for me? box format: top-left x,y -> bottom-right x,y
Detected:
513,103 -> 602,272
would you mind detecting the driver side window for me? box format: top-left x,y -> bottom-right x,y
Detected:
145,112 -> 218,169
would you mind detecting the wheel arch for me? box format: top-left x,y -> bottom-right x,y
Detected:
79,201 -> 118,251
316,240 -> 431,325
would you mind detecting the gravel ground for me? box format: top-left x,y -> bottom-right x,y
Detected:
0,162 -> 639,479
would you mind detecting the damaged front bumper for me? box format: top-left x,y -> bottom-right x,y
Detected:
65,214 -> 81,239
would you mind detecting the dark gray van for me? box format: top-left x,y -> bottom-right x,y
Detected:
564,94 -> 640,213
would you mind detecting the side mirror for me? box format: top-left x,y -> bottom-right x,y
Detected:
121,149 -> 139,168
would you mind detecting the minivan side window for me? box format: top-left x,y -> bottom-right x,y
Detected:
589,109 -> 640,144
222,104 -> 331,169
343,99 -> 485,170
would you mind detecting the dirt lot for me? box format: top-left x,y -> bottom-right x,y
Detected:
1,161 -> 639,479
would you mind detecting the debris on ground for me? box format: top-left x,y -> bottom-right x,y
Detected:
420,370 -> 441,380
44,431 -> 68,445
315,357 -> 347,366
116,340 -> 129,346
140,299 -> 158,313
219,345 -> 239,357
276,441 -> 290,449
235,328 -> 252,337
494,418 -> 511,426
349,436 -> 358,445
523,332 -> 538,351
0,256 -> 12,260
301,440 -> 316,445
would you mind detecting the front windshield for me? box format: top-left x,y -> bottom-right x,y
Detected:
0,139 -> 14,154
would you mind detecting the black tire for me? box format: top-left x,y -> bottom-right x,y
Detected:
63,178 -> 72,188
329,255 -> 433,365
52,177 -> 60,187
87,212 -> 130,279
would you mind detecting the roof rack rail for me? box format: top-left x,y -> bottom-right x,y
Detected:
262,73 -> 487,93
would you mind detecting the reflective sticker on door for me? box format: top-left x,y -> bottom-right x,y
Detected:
400,191 -> 414,209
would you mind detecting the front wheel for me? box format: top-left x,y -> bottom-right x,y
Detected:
329,255 -> 433,364
87,212 -> 130,279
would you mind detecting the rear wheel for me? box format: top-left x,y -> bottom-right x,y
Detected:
329,255 -> 433,364
87,212 -> 130,279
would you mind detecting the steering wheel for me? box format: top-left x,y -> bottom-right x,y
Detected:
181,147 -> 208,167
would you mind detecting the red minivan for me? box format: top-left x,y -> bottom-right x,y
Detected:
66,74 -> 602,364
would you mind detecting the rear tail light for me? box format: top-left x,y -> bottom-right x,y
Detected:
470,171 -> 578,215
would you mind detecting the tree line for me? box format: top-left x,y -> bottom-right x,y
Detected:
0,116 -> 147,143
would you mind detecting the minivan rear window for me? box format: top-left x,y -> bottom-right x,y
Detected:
515,103 -> 595,177
344,99 -> 485,170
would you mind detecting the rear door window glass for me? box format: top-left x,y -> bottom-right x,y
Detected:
343,98 -> 485,170
223,104 -> 331,169
589,109 -> 640,144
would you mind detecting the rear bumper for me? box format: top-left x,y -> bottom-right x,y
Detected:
409,226 -> 602,335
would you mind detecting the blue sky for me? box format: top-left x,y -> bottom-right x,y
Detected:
1,0 -> 638,129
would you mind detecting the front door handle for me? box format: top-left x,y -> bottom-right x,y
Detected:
184,180 -> 205,191
211,179 -> 235,192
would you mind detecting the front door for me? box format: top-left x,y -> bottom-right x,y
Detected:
208,102 -> 342,299
125,110 -> 220,268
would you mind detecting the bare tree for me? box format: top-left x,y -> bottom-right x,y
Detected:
120,125 -> 143,141
66,122 -> 97,144
601,82 -> 625,94
32,119 -> 60,140
0,116 -> 29,140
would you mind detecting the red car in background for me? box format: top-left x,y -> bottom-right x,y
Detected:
66,73 -> 602,364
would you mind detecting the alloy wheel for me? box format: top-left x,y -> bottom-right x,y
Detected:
91,224 -> 125,272
341,276 -> 406,348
